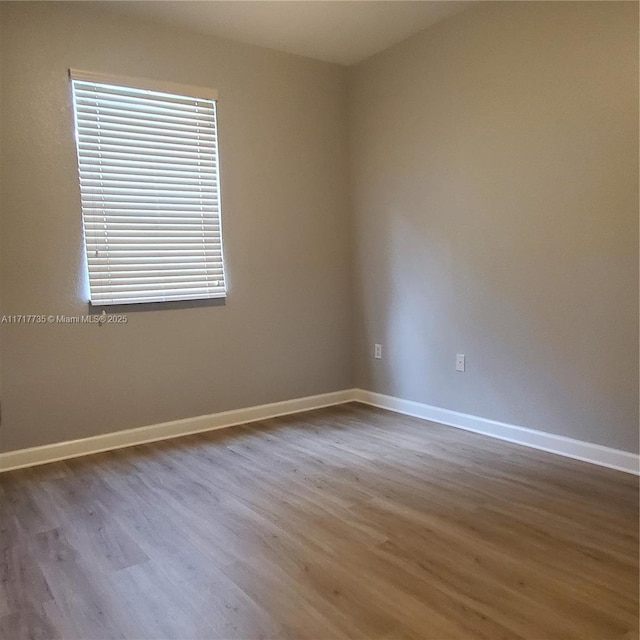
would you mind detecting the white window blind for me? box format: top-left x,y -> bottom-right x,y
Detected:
70,70 -> 226,305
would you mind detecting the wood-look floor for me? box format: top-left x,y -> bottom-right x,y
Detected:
1,403 -> 638,640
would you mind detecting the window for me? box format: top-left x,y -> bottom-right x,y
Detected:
70,70 -> 226,305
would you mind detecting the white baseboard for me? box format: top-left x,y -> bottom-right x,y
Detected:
0,389 -> 355,473
354,389 -> 640,475
2,387 -> 637,475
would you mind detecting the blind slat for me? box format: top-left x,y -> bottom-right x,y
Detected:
79,168 -> 217,181
92,293 -> 225,306
75,104 -> 216,125
89,269 -> 225,279
76,119 -> 216,138
74,88 -> 215,112
82,204 -> 220,212
75,140 -> 216,157
84,223 -> 220,231
78,157 -> 216,171
84,218 -> 220,226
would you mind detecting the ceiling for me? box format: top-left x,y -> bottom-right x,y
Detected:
96,1 -> 470,66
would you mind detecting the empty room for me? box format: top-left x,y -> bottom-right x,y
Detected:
0,1 -> 638,638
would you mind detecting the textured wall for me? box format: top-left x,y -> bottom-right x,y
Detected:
349,1 -> 639,452
2,1 -> 637,456
0,2 -> 353,452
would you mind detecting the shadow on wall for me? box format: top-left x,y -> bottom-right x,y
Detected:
351,1 -> 639,453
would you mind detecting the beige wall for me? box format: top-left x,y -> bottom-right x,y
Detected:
0,2 -> 353,452
349,1 -> 639,453
0,11 -> 3,429
1,1 -> 637,456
